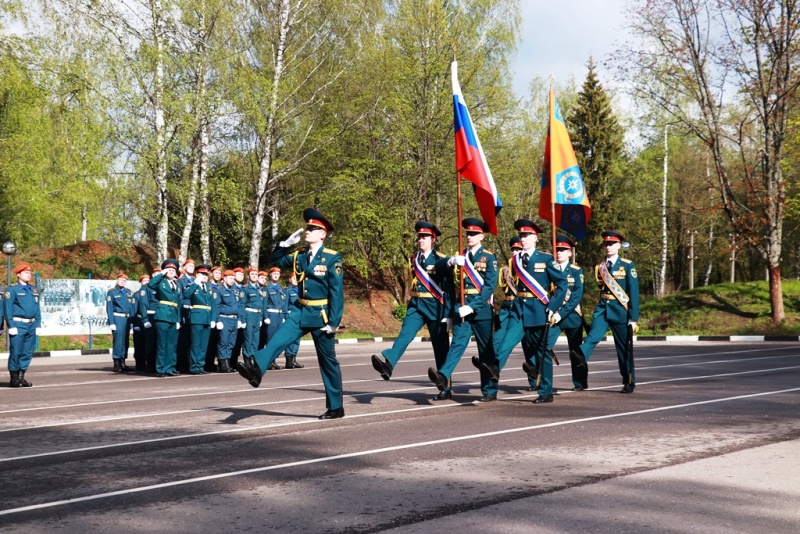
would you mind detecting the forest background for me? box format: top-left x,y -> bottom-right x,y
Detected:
2,0 -> 800,335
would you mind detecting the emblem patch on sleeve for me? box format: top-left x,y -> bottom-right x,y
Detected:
333,263 -> 343,277
631,267 -> 638,278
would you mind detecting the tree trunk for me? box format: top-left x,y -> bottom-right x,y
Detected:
769,265 -> 784,323
658,126 -> 668,298
249,0 -> 291,267
179,134 -> 200,263
153,0 -> 169,263
198,118 -> 211,264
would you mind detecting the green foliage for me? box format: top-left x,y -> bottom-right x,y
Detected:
393,302 -> 407,321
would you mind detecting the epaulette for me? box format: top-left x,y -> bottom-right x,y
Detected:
322,247 -> 338,255
621,258 -> 633,264
571,262 -> 580,268
435,251 -> 447,258
483,249 -> 494,255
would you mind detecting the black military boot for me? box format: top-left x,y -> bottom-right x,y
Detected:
9,371 -> 20,388
268,360 -> 281,370
120,360 -> 133,373
17,371 -> 32,387
113,359 -> 123,373
218,359 -> 233,373
285,355 -> 304,369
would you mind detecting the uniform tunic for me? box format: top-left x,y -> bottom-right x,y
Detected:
185,281 -> 218,373
216,284 -> 243,363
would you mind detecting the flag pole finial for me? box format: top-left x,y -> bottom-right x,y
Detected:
548,75 -> 555,87
452,43 -> 457,62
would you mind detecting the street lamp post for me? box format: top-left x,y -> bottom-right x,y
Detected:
2,241 -> 16,352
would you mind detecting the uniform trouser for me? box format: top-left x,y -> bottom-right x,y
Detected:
253,316 -> 342,410
8,323 -> 36,372
243,312 -> 262,357
177,308 -> 191,370
381,307 -> 450,370
519,325 -> 554,396
132,323 -> 146,366
482,316 -> 535,396
142,321 -> 157,370
206,328 -> 219,370
111,316 -> 130,359
439,317 -> 494,394
189,324 -> 210,372
547,323 -> 586,388
232,328 -> 244,366
579,313 -> 634,386
155,321 -> 179,374
216,317 -> 238,362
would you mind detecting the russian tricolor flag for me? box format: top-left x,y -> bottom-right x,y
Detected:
452,61 -> 502,235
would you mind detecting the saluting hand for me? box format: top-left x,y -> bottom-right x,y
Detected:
280,228 -> 304,247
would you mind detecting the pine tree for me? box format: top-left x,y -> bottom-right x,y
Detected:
567,57 -> 624,267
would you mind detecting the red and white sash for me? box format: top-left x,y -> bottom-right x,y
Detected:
512,253 -> 550,305
413,254 -> 445,305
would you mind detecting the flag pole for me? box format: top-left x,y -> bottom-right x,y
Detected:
453,45 -> 465,307
548,76 -> 557,255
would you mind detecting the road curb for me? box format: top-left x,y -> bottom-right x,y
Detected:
1,334 -> 797,360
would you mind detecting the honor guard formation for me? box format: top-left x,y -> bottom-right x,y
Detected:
4,209 -> 640,419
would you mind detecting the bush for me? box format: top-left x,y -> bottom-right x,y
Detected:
393,302 -> 406,321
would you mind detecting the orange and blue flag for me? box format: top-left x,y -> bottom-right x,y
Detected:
538,87 -> 591,240
452,61 -> 502,235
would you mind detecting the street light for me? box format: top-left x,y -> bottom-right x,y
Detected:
3,241 -> 15,352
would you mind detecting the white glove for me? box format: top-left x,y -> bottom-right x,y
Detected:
133,326 -> 141,332
320,324 -> 338,334
238,321 -> 246,329
144,322 -> 152,329
209,321 -> 216,329
176,323 -> 181,330
628,320 -> 639,333
441,317 -> 453,332
549,311 -> 561,325
458,305 -> 474,318
110,324 -> 117,332
264,318 -> 271,325
35,327 -> 43,336
280,228 -> 304,247
216,321 -> 224,330
8,327 -> 18,336
449,255 -> 466,267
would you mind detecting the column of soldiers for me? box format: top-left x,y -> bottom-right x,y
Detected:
3,210 -> 638,405
372,219 -> 640,404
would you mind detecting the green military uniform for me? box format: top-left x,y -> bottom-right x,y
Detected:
575,231 -> 640,392
373,221 -> 450,380
185,265 -> 218,374
242,208 -> 345,418
147,260 -> 182,376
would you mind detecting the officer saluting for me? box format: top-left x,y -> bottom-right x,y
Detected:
571,231 -> 640,393
148,259 -> 182,377
184,264 -> 217,375
5,264 -> 41,387
237,208 -> 346,420
371,221 -> 450,381
106,273 -> 135,373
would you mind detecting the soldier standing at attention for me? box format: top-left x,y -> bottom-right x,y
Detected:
231,267 -> 246,369
184,264 -> 217,375
237,208 -> 345,420
546,235 -> 587,391
139,269 -> 160,373
427,218 -> 497,401
132,274 -> 151,372
5,264 -> 41,387
371,221 -> 450,382
106,273 -> 135,374
215,270 -> 243,373
205,266 -> 223,372
177,259 -> 196,372
570,231 -> 640,393
0,282 -> 4,337
242,266 -> 267,369
148,259 -> 182,377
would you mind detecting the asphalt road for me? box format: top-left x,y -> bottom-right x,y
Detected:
0,340 -> 798,533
